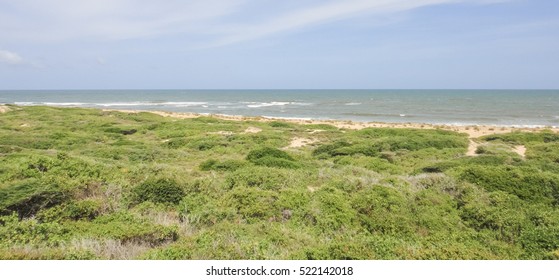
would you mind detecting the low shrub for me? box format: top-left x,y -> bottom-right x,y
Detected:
226,166 -> 292,190
132,178 -> 185,205
250,157 -> 301,169
199,159 -> 246,171
246,147 -> 299,169
72,212 -> 178,245
312,141 -> 352,158
246,147 -> 294,162
352,185 -> 413,236
37,200 -> 102,222
0,181 -> 67,218
520,226 -> 559,259
269,121 -> 292,128
0,214 -> 70,246
458,166 -> 559,205
305,186 -> 358,231
227,187 -> 279,222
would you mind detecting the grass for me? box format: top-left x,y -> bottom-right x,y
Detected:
1,105 -> 559,259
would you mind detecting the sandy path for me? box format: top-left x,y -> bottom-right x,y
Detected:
286,137 -> 317,148
466,140 -> 481,156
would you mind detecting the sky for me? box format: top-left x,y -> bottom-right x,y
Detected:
0,0 -> 558,89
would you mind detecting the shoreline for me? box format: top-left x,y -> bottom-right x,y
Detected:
102,108 -> 559,139
3,104 -> 558,138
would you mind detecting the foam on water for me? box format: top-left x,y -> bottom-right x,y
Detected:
3,89 -> 559,127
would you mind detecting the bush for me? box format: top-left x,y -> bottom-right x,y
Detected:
38,200 -> 102,222
269,121 -> 292,128
250,157 -> 301,169
227,187 -> 279,222
247,147 -> 294,162
458,166 -> 559,205
0,181 -> 67,218
352,185 -> 413,235
165,138 -> 187,149
305,186 -> 357,231
459,189 -> 530,243
226,166 -> 292,190
0,214 -> 70,246
520,226 -> 559,259
483,131 -> 559,144
246,147 -> 299,168
199,159 -> 246,171
72,212 -> 178,245
312,141 -> 352,158
132,178 -> 185,205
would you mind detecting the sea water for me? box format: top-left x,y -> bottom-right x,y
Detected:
1,89 -> 558,127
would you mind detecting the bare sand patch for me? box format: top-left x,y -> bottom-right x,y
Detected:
287,137 -> 317,148
244,127 -> 262,134
0,105 -> 11,113
466,140 -> 481,156
209,131 -> 234,136
513,145 -> 526,157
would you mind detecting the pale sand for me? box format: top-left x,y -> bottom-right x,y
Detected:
113,109 -> 558,138
513,145 -> 527,157
0,105 -> 11,114
466,140 -> 481,156
244,127 -> 262,134
286,137 -> 318,148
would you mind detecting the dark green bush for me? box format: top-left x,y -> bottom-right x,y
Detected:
269,121 -> 291,128
251,156 -> 301,169
226,166 -> 291,190
0,214 -> 70,246
352,185 -> 413,236
305,186 -> 357,231
165,138 -> 187,149
37,200 -> 101,222
199,159 -> 246,171
72,212 -> 178,245
247,147 -> 294,162
246,147 -> 299,168
483,131 -> 559,144
312,141 -> 352,158
0,181 -> 67,218
132,178 -> 185,205
520,226 -> 559,259
458,166 -> 559,205
227,187 -> 279,222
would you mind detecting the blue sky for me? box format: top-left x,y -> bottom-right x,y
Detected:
0,0 -> 558,89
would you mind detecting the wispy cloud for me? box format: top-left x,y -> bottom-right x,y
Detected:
0,0 -> 510,47
0,49 -> 25,65
0,0 -> 245,42
208,0 -> 458,47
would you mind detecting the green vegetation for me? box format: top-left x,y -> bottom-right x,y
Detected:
1,105 -> 559,259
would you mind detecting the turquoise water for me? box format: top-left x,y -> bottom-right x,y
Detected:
1,89 -> 558,127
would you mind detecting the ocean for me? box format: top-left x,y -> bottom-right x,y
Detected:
1,89 -> 558,127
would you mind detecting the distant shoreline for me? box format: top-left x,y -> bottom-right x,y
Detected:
101,108 -> 559,139
3,104 -> 558,138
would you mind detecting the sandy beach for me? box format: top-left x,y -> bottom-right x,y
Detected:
104,108 -> 559,139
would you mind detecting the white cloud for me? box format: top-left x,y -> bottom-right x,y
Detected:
0,0 -> 509,47
209,0 -> 458,47
0,0 -> 245,42
0,49 -> 24,65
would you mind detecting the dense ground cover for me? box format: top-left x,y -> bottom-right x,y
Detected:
1,105 -> 558,259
